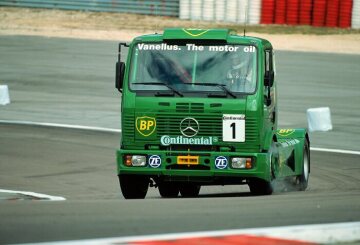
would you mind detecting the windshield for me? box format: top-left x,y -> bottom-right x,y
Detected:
129,43 -> 257,96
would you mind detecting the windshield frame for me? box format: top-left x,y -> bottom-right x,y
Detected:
127,41 -> 258,98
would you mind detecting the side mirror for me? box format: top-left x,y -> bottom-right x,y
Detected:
115,61 -> 125,92
264,70 -> 274,87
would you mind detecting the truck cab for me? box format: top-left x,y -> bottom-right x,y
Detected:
115,28 -> 309,199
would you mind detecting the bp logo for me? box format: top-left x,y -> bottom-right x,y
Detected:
277,129 -> 295,137
136,116 -> 156,137
182,28 -> 209,37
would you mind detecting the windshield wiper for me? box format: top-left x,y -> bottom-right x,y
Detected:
188,83 -> 237,98
133,82 -> 183,97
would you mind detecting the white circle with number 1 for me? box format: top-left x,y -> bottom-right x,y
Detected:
222,114 -> 245,142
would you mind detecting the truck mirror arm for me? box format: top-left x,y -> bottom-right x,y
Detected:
118,42 -> 129,63
115,43 -> 129,93
264,86 -> 272,106
264,71 -> 274,87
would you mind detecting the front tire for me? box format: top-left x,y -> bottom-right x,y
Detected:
158,182 -> 179,198
179,183 -> 201,198
119,174 -> 149,199
249,179 -> 273,195
249,141 -> 276,195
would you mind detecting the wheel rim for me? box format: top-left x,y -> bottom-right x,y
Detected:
303,150 -> 309,181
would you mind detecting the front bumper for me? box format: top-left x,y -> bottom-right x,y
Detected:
116,149 -> 271,182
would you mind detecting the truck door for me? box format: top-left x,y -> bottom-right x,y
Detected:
264,49 -> 277,130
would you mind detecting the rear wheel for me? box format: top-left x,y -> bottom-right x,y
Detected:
296,140 -> 310,191
119,174 -> 149,199
179,183 -> 201,198
158,182 -> 179,198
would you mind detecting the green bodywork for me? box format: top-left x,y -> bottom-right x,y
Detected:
116,28 -> 309,187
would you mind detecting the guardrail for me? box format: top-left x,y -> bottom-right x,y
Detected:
179,0 -> 359,28
0,0 -> 179,16
1,0 -> 359,28
179,0 -> 261,24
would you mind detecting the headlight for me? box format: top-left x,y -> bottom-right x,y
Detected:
124,155 -> 146,166
131,155 -> 147,166
231,157 -> 252,169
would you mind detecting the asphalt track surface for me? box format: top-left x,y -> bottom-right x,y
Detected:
0,36 -> 360,244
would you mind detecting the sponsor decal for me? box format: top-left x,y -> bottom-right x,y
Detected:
182,28 -> 210,37
136,116 -> 156,137
222,114 -> 245,142
180,117 -> 199,137
215,156 -> 228,169
160,135 -> 218,146
137,43 -> 180,51
148,155 -> 161,168
280,139 -> 300,148
277,129 -> 295,137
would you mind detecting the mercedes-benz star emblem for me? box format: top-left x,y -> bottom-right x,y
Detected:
180,117 -> 199,137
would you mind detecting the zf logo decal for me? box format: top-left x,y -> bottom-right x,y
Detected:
215,156 -> 228,169
148,155 -> 161,168
136,116 -> 156,137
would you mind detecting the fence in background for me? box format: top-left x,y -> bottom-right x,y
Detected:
260,0 -> 354,28
179,0 -> 261,24
0,0 -> 179,16
1,0 -> 359,28
353,0 -> 360,28
179,0 -> 359,28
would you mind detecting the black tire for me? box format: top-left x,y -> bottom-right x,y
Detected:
249,178 -> 273,195
179,183 -> 201,198
249,141 -> 276,195
158,182 -> 179,198
296,140 -> 310,191
119,174 -> 149,199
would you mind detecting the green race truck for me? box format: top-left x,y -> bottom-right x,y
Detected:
115,28 -> 310,199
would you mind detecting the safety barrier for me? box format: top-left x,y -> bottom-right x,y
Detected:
179,0 -> 358,28
260,0 -> 355,28
0,0 -> 179,16
179,0 -> 261,24
1,0 -> 359,28
353,0 -> 360,28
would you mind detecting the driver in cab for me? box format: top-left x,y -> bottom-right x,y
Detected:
226,52 -> 254,93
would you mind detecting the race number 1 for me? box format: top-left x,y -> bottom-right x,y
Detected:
222,114 -> 245,142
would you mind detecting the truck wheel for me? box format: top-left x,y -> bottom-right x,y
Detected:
119,174 -> 149,199
179,183 -> 201,198
296,140 -> 310,191
249,179 -> 273,195
158,182 -> 179,198
249,141 -> 276,195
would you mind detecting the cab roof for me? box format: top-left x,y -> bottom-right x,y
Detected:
134,28 -> 273,49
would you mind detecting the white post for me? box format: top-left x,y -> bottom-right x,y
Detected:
307,107 -> 333,132
0,85 -> 10,105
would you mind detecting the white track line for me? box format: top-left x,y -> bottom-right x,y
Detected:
310,147 -> 360,155
22,222 -> 360,245
0,119 -> 359,155
0,189 -> 66,201
0,120 -> 121,133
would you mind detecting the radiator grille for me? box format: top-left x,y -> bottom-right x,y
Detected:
122,113 -> 259,144
176,103 -> 204,113
157,114 -> 221,138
